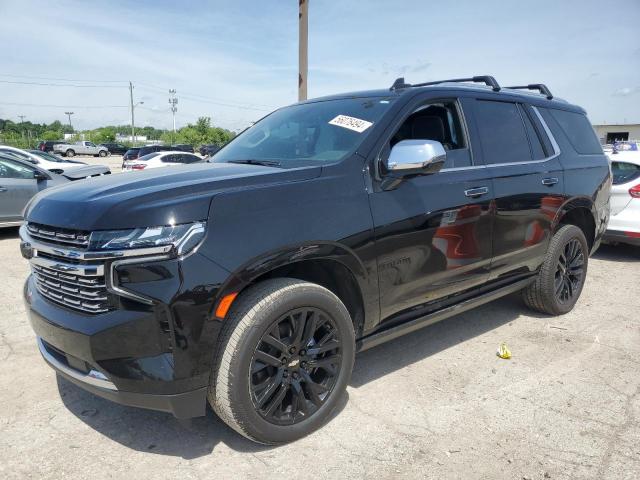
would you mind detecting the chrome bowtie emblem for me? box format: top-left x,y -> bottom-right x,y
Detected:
288,358 -> 300,368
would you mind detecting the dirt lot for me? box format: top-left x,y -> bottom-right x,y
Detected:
0,225 -> 638,479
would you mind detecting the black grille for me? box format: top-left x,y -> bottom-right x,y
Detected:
27,222 -> 112,314
27,222 -> 90,248
32,264 -> 111,314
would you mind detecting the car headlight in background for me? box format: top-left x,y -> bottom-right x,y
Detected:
88,221 -> 206,255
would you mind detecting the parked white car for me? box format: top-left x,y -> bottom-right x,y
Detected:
0,145 -> 90,174
604,150 -> 640,246
123,151 -> 203,171
53,141 -> 109,157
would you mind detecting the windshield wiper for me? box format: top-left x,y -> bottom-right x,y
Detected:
226,159 -> 281,167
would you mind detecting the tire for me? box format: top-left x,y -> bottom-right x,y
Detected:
209,278 -> 355,445
523,224 -> 589,315
65,149 -> 75,157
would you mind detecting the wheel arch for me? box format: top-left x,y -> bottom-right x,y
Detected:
553,197 -> 597,251
213,242 -> 370,337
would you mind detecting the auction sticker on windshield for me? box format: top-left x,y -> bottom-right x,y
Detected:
329,115 -> 373,133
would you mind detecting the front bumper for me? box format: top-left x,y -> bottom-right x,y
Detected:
21,223 -> 231,418
37,336 -> 207,418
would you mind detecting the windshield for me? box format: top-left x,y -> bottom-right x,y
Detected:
212,97 -> 395,167
29,150 -> 67,163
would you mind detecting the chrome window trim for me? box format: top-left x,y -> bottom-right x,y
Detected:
439,105 -> 561,172
37,337 -> 117,390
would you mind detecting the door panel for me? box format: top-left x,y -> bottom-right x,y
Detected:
0,178 -> 38,222
462,97 -> 565,280
487,160 -> 564,279
370,167 -> 494,321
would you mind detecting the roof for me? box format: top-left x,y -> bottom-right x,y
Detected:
299,81 -> 584,114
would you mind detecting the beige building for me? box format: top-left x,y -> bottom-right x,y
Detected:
592,124 -> 640,144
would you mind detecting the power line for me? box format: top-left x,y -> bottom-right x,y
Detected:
0,80 -> 125,88
135,81 -> 276,109
0,101 -> 129,108
0,73 -> 127,84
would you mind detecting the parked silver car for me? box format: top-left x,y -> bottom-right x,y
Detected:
0,155 -> 68,228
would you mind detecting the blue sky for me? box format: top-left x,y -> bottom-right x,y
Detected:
0,0 -> 638,131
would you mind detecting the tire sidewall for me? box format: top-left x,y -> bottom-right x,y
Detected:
219,283 -> 355,444
547,225 -> 589,313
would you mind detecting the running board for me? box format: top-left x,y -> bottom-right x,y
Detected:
356,277 -> 535,352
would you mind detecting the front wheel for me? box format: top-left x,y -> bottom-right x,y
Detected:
523,224 -> 589,315
209,278 -> 355,445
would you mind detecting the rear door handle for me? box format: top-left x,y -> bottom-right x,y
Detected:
542,177 -> 559,186
464,186 -> 489,198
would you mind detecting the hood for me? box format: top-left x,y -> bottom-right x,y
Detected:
26,163 -> 321,231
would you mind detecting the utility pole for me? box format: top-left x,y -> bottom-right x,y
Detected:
298,0 -> 308,101
129,81 -> 135,145
169,89 -> 178,142
18,115 -> 25,123
128,82 -> 144,145
64,111 -> 74,132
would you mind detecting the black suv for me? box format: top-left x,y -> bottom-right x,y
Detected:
20,76 -> 610,445
99,143 -> 129,155
37,141 -> 65,153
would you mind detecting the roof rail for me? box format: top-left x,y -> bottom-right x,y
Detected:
390,75 -> 501,92
505,84 -> 553,100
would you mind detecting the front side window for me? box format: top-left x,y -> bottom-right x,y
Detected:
213,97 -> 395,168
474,100 -> 532,164
384,100 -> 471,169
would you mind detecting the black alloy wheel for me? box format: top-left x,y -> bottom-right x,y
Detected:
250,307 -> 342,425
554,238 -> 584,303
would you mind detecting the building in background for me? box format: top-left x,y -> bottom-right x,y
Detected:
593,123 -> 640,144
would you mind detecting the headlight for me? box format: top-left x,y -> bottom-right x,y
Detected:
88,221 -> 206,255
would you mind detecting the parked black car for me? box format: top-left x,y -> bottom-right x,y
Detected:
122,148 -> 141,161
99,143 -> 129,155
171,144 -> 195,153
37,141 -> 65,153
199,144 -> 220,156
20,76 -> 610,445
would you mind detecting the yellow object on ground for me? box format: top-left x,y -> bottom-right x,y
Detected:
497,343 -> 511,359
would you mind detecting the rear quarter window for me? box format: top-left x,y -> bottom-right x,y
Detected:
548,109 -> 602,155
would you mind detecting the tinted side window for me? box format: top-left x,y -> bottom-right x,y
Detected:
182,154 -> 200,164
548,109 -> 602,154
518,104 -> 545,160
474,100 -> 532,164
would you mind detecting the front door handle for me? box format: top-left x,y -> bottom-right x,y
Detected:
542,177 -> 559,186
464,186 -> 489,198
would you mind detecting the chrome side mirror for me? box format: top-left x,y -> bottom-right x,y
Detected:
387,139 -> 446,174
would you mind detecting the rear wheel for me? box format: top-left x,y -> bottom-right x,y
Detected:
65,149 -> 75,157
99,150 -> 107,157
209,278 -> 355,445
523,224 -> 588,315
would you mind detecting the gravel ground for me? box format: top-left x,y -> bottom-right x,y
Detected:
0,224 -> 638,480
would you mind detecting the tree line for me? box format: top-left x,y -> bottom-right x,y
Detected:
0,116 -> 236,149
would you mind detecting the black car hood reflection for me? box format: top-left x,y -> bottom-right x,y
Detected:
25,162 -> 320,231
